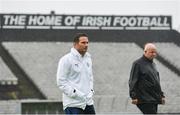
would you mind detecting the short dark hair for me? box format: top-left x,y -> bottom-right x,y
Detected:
73,33 -> 88,43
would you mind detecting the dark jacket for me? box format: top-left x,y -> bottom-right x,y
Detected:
129,55 -> 165,104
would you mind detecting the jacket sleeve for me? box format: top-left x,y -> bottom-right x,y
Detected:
158,76 -> 165,98
129,62 -> 140,99
56,57 -> 86,99
56,57 -> 75,97
89,59 -> 94,94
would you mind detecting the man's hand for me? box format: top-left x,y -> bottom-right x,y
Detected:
161,97 -> 165,105
73,89 -> 86,101
131,99 -> 138,105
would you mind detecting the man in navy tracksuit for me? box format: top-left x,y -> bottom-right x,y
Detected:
129,43 -> 165,114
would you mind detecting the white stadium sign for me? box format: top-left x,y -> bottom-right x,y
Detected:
0,13 -> 171,30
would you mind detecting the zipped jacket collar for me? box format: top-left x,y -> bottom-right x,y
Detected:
71,47 -> 90,60
142,55 -> 153,63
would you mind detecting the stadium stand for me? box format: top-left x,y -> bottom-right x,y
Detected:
155,42 -> 180,71
0,56 -> 18,100
1,25 -> 180,114
154,59 -> 180,113
0,57 -> 18,86
0,100 -> 20,114
1,42 -> 72,100
1,42 -> 180,114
